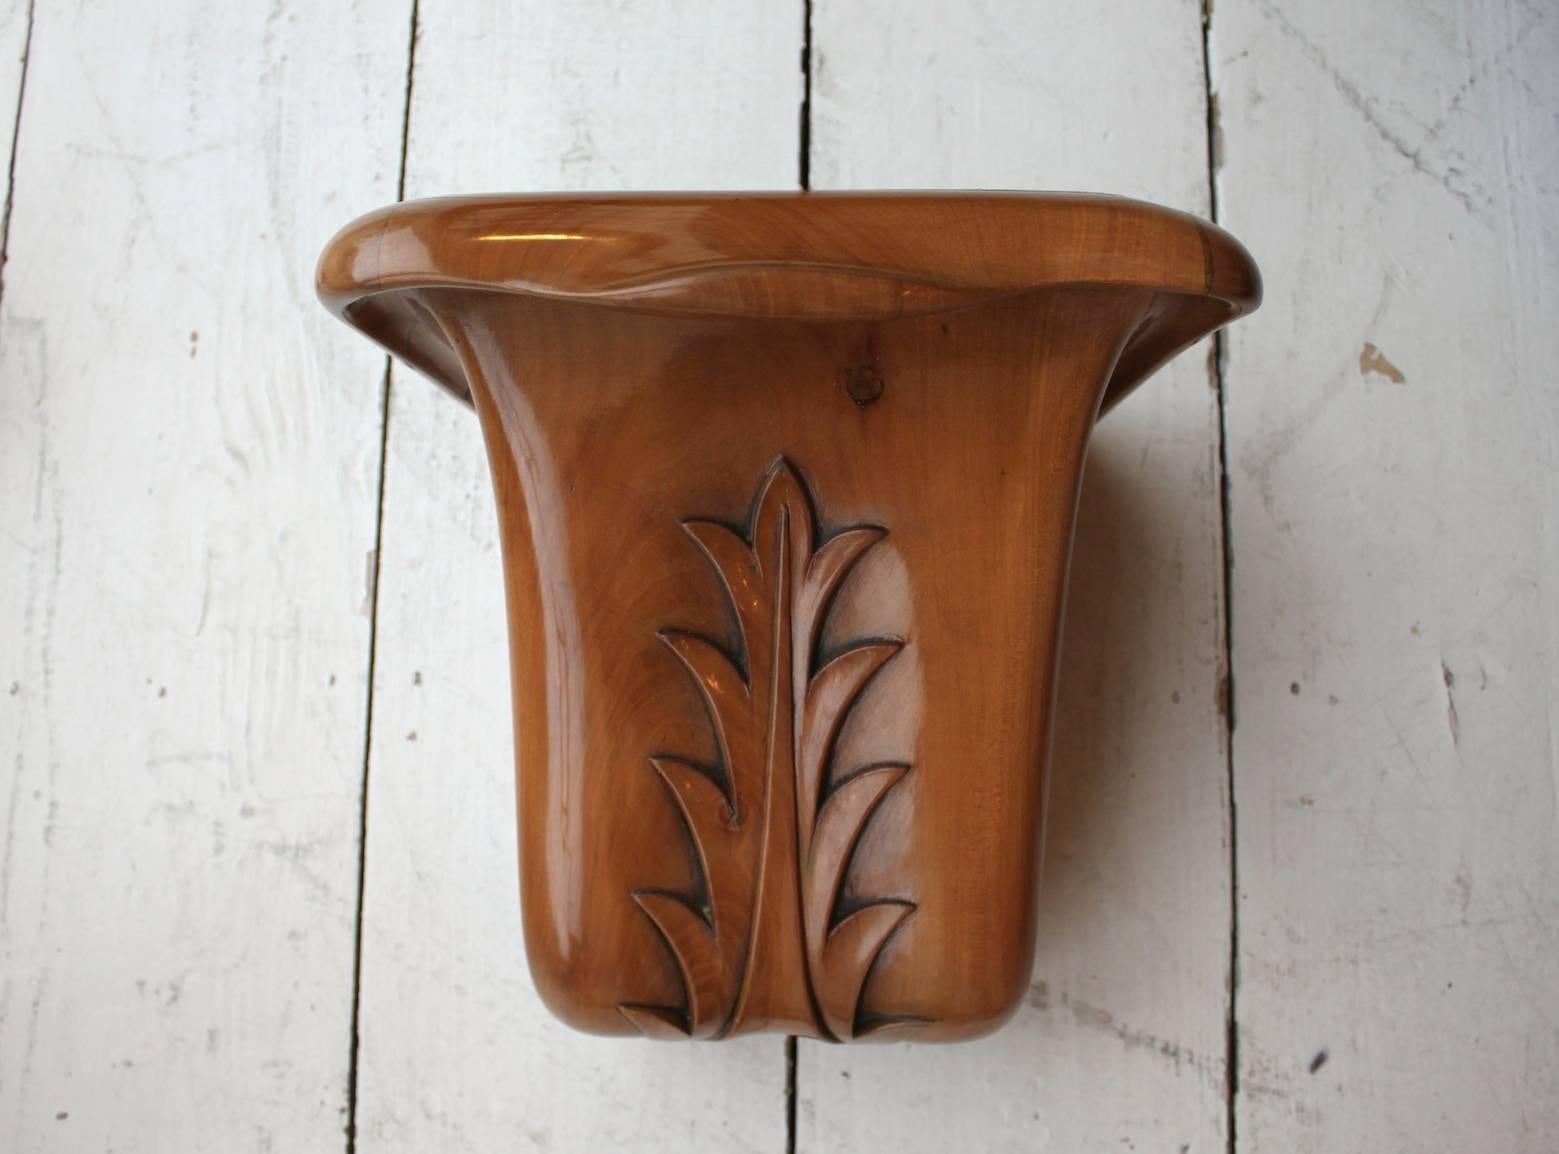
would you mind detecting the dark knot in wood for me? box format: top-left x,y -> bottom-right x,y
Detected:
846,364 -> 884,406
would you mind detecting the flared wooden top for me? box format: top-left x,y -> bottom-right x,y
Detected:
317,192 -> 1260,412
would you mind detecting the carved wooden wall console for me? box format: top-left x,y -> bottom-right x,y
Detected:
318,194 -> 1261,1042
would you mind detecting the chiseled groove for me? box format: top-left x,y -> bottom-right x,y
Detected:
1199,2 -> 1240,1152
0,0 -> 37,307
345,1 -> 420,1151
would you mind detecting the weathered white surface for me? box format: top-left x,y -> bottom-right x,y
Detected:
353,3 -> 800,1150
1218,0 -> 1559,1149
802,1 -> 1233,1150
0,1 -> 409,1151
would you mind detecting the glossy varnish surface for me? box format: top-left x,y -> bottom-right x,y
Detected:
318,193 -> 1260,1040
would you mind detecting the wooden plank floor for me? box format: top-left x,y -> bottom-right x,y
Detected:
0,2 -> 1553,1150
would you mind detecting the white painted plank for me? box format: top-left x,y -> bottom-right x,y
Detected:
804,1 -> 1232,1151
1218,0 -> 1559,1149
0,1 -> 410,1149
355,3 -> 801,1150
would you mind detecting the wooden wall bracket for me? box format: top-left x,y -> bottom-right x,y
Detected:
318,193 -> 1260,1042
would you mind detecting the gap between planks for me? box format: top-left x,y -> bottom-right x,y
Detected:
0,0 -> 37,307
1199,1 -> 1241,1152
788,1 -> 812,1149
345,2 -> 421,1151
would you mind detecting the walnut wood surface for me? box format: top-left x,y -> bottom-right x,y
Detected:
317,193 -> 1260,1041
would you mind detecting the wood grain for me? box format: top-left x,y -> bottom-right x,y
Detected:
801,0 -> 1237,1146
0,1 -> 410,1148
1218,1 -> 1559,1148
351,3 -> 801,1149
320,199 -> 1255,1043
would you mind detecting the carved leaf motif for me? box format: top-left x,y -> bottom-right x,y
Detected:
814,900 -> 916,1042
630,891 -> 724,1035
622,457 -> 917,1040
799,642 -> 901,856
616,1003 -> 690,1040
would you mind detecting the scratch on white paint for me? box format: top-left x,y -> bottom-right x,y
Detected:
1359,341 -> 1407,383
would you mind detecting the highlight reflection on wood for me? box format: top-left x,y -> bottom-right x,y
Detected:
317,193 -> 1261,1041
